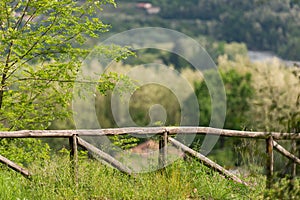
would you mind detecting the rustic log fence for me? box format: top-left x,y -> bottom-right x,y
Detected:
1,127 -> 300,188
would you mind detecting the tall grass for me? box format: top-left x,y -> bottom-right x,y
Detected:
0,153 -> 266,200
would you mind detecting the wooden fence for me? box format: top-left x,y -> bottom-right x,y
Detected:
1,126 -> 300,188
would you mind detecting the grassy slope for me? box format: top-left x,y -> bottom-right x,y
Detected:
0,154 -> 265,200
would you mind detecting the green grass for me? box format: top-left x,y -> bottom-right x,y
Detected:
0,153 -> 268,200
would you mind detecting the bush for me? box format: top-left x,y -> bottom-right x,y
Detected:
0,138 -> 50,167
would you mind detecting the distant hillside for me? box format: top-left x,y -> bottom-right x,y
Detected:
105,0 -> 300,61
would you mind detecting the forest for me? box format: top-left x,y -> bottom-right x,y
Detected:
109,0 -> 300,60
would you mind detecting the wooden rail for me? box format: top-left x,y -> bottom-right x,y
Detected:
168,137 -> 249,186
0,127 -> 300,188
0,154 -> 31,178
77,137 -> 133,174
0,127 -> 299,139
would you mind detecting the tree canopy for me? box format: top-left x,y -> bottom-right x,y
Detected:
109,0 -> 300,61
0,0 -> 132,130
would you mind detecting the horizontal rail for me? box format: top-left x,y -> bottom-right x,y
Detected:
166,127 -> 300,140
0,127 -> 165,138
0,127 -> 299,140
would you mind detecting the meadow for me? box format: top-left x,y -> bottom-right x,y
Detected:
0,151 -> 266,200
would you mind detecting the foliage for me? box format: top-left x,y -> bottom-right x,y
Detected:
94,63 -> 194,129
0,138 -> 50,166
191,67 -> 253,166
109,134 -> 140,150
0,0 -> 135,165
218,55 -> 300,170
0,0 -> 118,130
264,177 -> 300,200
149,0 -> 300,60
122,36 -> 247,70
128,84 -> 181,126
194,68 -> 253,130
97,71 -> 137,96
0,154 -> 265,199
105,0 -> 300,60
218,57 -> 300,133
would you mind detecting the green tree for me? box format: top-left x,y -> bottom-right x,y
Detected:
194,69 -> 253,130
192,68 -> 253,166
0,0 -> 132,164
0,0 -> 120,130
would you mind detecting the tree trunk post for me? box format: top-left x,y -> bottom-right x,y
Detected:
69,134 -> 78,186
289,139 -> 297,190
159,131 -> 168,169
266,136 -> 274,189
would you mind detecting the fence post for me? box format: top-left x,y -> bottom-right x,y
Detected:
292,140 -> 297,177
159,131 -> 168,168
291,132 -> 299,189
69,134 -> 78,185
266,136 -> 274,189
